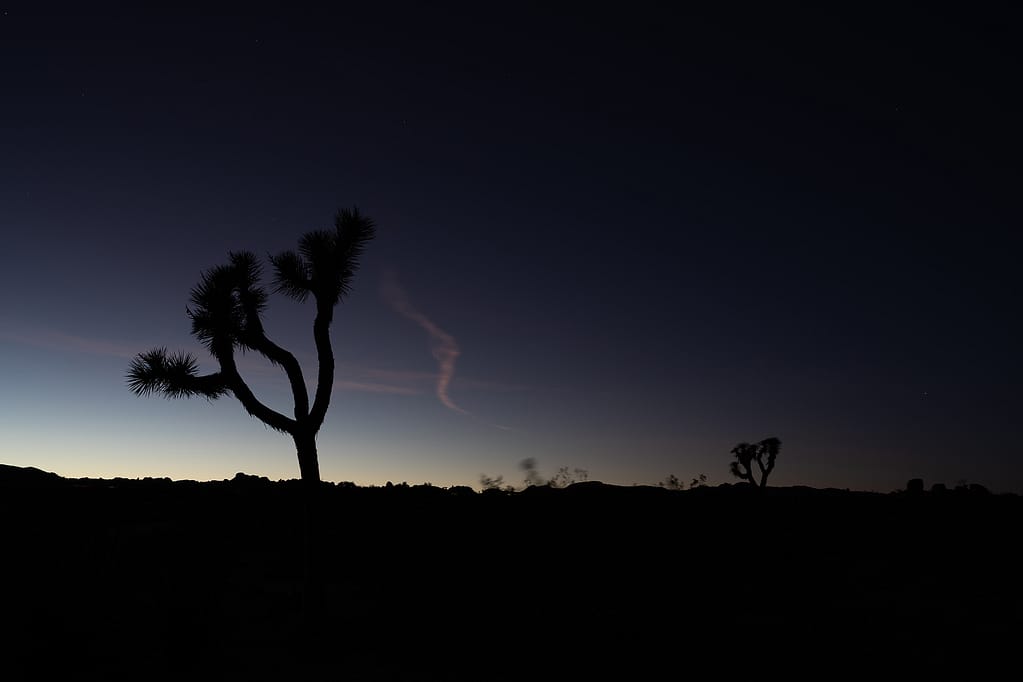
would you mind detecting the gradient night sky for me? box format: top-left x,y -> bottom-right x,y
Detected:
2,6 -> 1020,492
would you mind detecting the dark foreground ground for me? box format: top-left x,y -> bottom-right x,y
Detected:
2,466 -> 1021,679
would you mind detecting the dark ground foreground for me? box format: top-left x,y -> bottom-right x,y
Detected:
2,466 -> 1020,679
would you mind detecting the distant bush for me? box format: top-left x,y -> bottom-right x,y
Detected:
659,473 -> 707,490
548,466 -> 589,489
906,478 -> 925,494
520,458 -> 545,487
479,474 -> 515,493
481,460 -> 590,492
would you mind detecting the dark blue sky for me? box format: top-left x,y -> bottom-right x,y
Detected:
2,5 -> 1020,491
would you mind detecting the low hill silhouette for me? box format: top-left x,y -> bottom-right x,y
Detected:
0,463 -> 65,487
1,465 -> 1020,678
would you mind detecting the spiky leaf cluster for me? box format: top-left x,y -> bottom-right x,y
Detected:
187,251 -> 268,354
126,348 -> 228,399
270,207 -> 376,306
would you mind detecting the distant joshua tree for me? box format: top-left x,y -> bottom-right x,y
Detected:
729,437 -> 781,488
126,208 -> 375,484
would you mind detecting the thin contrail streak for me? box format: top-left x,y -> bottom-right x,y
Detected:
381,271 -> 469,415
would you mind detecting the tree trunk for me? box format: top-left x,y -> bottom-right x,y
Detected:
294,429 -> 321,484
293,427 -> 323,662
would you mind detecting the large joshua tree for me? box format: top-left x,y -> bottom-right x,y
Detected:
127,208 -> 375,484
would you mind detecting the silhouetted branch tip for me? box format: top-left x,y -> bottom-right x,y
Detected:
269,249 -> 312,302
127,348 -> 229,400
271,206 -> 376,307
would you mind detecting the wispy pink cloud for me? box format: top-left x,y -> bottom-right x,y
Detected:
357,368 -> 439,383
358,370 -> 527,393
335,365 -> 525,399
0,319 -> 512,408
380,271 -> 469,416
335,380 -> 422,395
0,323 -> 140,359
453,377 -> 530,392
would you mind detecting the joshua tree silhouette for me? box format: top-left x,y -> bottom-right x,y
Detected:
126,207 -> 375,483
729,437 -> 781,488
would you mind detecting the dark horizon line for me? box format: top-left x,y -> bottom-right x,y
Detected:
0,463 -> 1011,497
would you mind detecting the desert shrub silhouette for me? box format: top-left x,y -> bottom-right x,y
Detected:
659,473 -> 708,490
513,458 -> 589,489
126,207 -> 375,484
